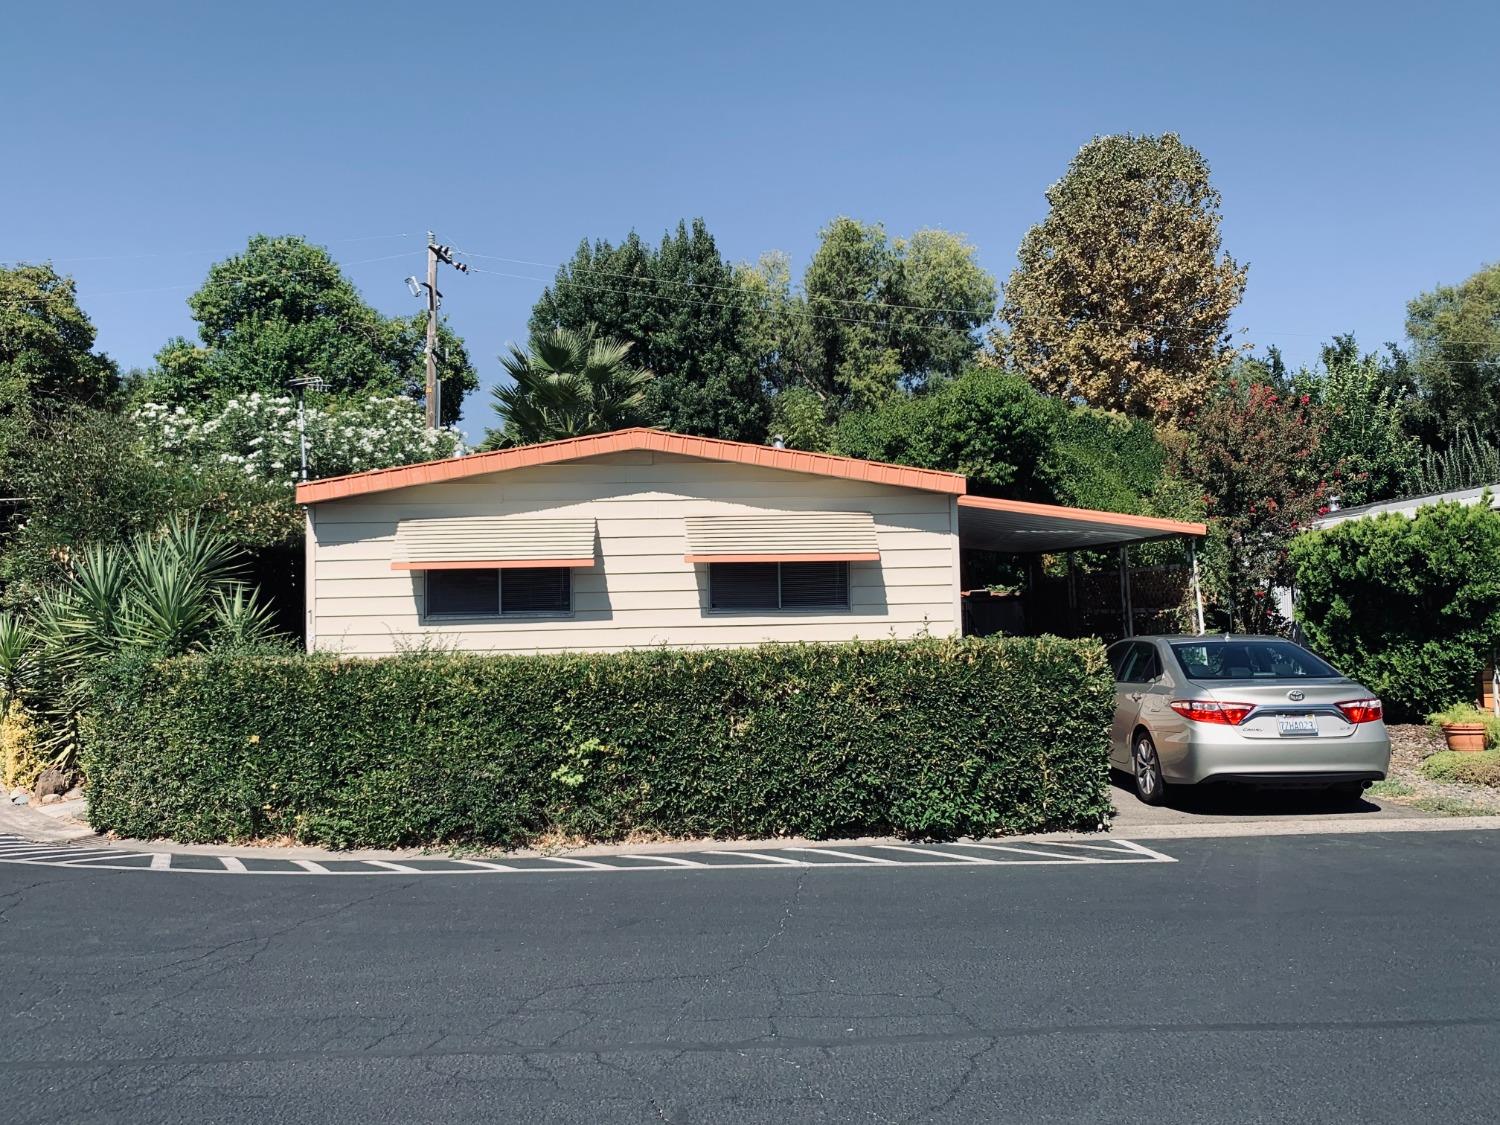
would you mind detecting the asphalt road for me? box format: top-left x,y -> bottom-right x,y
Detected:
3,831 -> 1498,1124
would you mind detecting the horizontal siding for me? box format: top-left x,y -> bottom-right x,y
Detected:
310,454 -> 957,656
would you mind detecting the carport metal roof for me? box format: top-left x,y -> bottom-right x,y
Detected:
957,495 -> 1206,553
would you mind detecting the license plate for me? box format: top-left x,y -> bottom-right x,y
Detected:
1277,715 -> 1319,737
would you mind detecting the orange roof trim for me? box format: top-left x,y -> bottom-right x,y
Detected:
295,428 -> 967,504
957,494 -> 1208,538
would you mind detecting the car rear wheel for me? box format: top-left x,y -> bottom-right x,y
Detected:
1132,731 -> 1166,806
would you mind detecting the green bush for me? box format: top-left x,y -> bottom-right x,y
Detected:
79,636 -> 1114,848
1291,499 -> 1500,721
1420,750 -> 1500,788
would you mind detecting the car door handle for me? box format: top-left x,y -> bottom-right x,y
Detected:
1128,692 -> 1144,702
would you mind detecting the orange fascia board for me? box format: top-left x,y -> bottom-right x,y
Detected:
296,428 -> 967,504
391,558 -> 595,571
957,494 -> 1208,538
683,552 -> 882,564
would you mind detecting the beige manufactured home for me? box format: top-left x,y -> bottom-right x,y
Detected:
294,429 -> 1205,656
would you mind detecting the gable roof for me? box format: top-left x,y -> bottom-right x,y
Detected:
294,427 -> 968,504
292,426 -> 1207,549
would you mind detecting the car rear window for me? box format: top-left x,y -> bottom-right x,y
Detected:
1170,640 -> 1339,680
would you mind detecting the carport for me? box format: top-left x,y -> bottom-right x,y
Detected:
956,495 -> 1209,639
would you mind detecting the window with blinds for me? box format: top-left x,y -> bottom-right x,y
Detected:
425,568 -> 572,618
708,562 -> 849,611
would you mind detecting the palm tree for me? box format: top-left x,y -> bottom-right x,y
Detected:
483,326 -> 653,448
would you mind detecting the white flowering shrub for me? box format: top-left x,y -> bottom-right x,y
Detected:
134,394 -> 464,488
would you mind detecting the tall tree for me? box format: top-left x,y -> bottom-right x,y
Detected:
136,235 -> 477,425
1000,133 -> 1247,423
0,264 -> 120,516
1406,261 -> 1500,440
0,264 -> 119,408
1173,381 -> 1328,631
483,327 -> 652,448
1296,335 -> 1419,507
800,219 -> 995,410
529,220 -> 771,443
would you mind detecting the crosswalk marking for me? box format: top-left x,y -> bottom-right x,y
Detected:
866,844 -> 993,864
620,854 -> 708,867
705,850 -> 804,866
781,847 -> 898,865
0,833 -> 1173,877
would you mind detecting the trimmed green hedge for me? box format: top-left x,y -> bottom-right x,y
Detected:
79,636 -> 1114,849
1291,499 -> 1500,721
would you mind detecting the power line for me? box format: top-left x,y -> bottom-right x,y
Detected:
453,245 -> 1500,353
9,232 -> 416,265
0,251 -> 423,306
461,263 -> 1500,366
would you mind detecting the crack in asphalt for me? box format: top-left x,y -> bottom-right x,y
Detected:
5,1013 -> 1499,1073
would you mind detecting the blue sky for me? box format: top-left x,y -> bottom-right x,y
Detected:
6,0 -> 1498,439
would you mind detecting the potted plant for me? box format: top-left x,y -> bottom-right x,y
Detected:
1428,704 -> 1498,753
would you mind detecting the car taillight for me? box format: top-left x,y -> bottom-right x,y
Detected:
1336,698 -> 1383,724
1170,700 -> 1254,725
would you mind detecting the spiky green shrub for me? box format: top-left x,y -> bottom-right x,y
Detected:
81,636 -> 1114,848
2,517 -> 284,775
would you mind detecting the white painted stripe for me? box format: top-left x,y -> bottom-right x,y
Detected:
0,845 -> 102,858
705,850 -> 805,866
946,842 -> 1100,862
1109,839 -> 1178,862
619,854 -> 708,867
56,852 -> 156,865
0,847 -> 111,861
782,847 -> 897,865
453,858 -> 519,871
149,853 -> 171,870
292,859 -> 330,873
218,856 -> 247,872
363,860 -> 423,873
866,844 -> 993,864
1034,840 -> 1140,854
541,856 -> 614,870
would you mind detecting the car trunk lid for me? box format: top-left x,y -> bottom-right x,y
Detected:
1199,678 -> 1361,739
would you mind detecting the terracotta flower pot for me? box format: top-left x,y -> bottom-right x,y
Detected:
1441,722 -> 1489,752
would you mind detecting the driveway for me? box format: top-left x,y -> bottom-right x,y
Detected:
1109,772 -> 1431,828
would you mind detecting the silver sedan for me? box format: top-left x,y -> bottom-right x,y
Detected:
1106,635 -> 1391,805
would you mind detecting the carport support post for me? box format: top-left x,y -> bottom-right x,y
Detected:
1190,539 -> 1206,635
1118,544 -> 1134,637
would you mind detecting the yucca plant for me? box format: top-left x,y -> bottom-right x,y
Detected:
17,516 -> 285,776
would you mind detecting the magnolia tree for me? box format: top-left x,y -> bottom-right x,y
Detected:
134,394 -> 463,487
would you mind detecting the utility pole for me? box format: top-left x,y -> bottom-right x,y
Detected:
410,233 -> 469,429
424,232 -> 440,428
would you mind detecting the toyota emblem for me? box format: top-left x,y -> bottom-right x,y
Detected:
1288,689 -> 1305,702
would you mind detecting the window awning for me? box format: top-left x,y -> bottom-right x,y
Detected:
391,517 -> 596,570
682,512 -> 881,563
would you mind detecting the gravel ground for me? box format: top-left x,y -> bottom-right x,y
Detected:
1373,723 -> 1500,815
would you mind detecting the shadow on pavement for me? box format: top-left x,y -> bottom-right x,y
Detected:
1108,770 -> 1401,823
